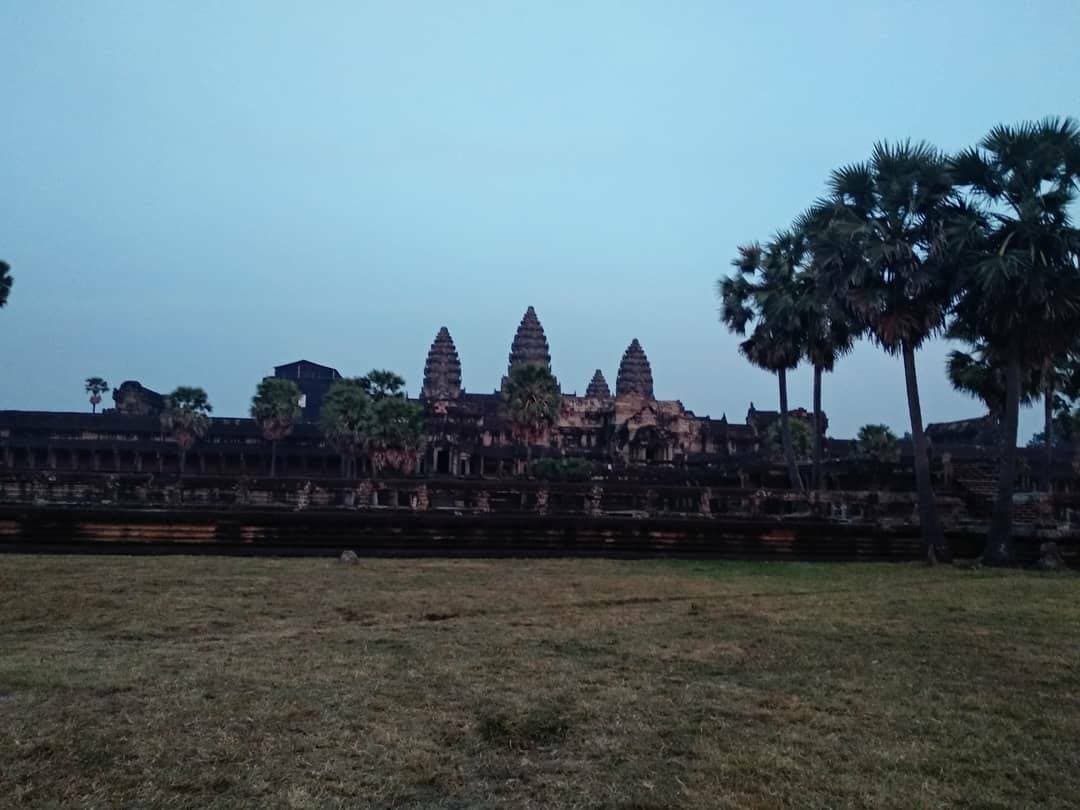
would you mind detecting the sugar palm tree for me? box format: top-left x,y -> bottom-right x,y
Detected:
950,117 -> 1080,564
85,377 -> 109,414
367,395 -> 426,477
160,387 -> 212,476
503,364 -> 561,466
319,378 -> 371,479
0,261 -> 12,308
856,424 -> 900,463
719,234 -> 806,492
250,378 -> 302,477
807,141 -> 959,562
795,261 -> 857,490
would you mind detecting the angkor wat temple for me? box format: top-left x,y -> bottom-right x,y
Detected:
2,306 -> 1048,488
0,306 -> 834,479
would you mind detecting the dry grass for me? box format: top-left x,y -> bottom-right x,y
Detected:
1,555 -> 1078,809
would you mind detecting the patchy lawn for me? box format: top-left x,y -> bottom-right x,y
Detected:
0,556 -> 1077,808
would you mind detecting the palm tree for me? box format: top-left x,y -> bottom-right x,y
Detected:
85,377 -> 109,414
160,387 -> 212,476
719,235 -> 806,492
503,364 -> 561,466
0,261 -> 12,309
856,424 -> 900,463
250,378 -> 302,478
367,395 -> 426,477
795,262 -> 856,490
950,117 -> 1080,564
319,378 -> 371,478
807,140 -> 959,562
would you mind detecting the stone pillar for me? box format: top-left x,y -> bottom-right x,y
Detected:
47,448 -> 57,470
588,485 -> 603,516
699,488 -> 712,515
536,487 -> 549,516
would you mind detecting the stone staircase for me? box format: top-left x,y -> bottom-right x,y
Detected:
954,461 -> 1044,524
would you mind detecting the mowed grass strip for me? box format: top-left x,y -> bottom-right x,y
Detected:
0,556 -> 1077,809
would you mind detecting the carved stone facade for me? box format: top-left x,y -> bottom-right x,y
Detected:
418,307 -> 766,475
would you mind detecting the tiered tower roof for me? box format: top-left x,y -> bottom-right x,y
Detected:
585,369 -> 611,399
615,338 -> 654,399
506,306 -> 552,375
422,326 -> 463,400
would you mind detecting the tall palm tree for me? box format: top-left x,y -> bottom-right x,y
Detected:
85,377 -> 109,414
250,378 -> 302,478
0,261 -> 12,309
319,378 -> 371,479
367,395 -> 426,477
950,117 -> 1080,564
807,140 -> 959,562
160,387 -> 212,476
719,234 -> 807,492
795,262 -> 857,490
503,364 -> 561,466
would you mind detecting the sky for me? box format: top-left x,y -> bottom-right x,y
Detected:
2,1 -> 1078,440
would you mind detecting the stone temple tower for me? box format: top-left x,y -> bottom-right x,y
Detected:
421,326 -> 463,400
585,369 -> 611,400
502,306 -> 557,389
615,338 -> 654,399
506,306 -> 552,375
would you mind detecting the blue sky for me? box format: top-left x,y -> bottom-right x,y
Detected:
2,1 -> 1078,439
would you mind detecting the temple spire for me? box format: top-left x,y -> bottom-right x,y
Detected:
615,338 -> 654,399
585,369 -> 611,400
506,305 -> 552,376
422,326 -> 462,400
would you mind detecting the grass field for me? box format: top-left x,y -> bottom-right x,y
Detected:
1,556 -> 1078,809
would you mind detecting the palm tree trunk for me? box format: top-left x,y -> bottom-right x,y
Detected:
270,441 -> 277,478
812,364 -> 823,491
901,341 -> 949,563
1044,383 -> 1054,493
777,368 -> 804,492
985,350 -> 1021,565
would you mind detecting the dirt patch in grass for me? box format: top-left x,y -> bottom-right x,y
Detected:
0,556 -> 1078,808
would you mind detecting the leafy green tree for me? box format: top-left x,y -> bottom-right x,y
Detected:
719,234 -> 807,492
160,387 -> 212,476
319,378 -> 371,479
360,369 -> 406,400
503,364 -> 561,465
855,424 -> 900,463
763,418 -> 812,462
367,395 -> 426,476
808,140 -> 958,562
0,261 -> 12,309
85,377 -> 109,414
250,378 -> 302,478
950,117 -> 1080,564
1029,404 -> 1080,448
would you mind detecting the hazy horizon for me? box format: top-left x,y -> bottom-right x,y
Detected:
3,1 -> 1078,439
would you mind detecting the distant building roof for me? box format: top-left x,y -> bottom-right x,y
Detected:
273,360 -> 342,378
